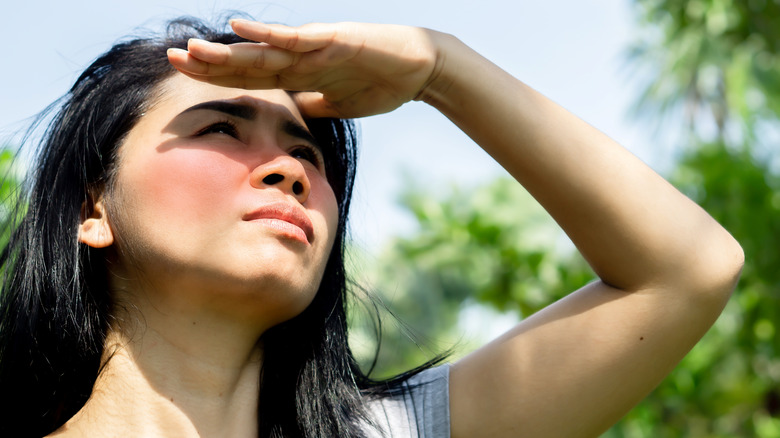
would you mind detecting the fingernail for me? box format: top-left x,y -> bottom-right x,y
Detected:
189,39 -> 212,51
229,18 -> 250,26
167,48 -> 188,55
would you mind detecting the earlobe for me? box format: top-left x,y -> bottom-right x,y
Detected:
78,197 -> 114,248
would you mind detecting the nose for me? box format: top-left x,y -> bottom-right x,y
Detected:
250,155 -> 311,204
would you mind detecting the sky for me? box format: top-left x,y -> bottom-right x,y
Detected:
0,0 -> 658,252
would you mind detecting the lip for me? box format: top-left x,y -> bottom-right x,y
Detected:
242,202 -> 314,244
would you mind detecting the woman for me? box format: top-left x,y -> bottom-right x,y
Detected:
0,16 -> 742,438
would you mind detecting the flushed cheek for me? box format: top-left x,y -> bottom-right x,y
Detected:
128,148 -> 248,225
312,182 -> 340,248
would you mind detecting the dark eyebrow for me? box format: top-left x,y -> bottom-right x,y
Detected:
176,100 -> 318,147
180,101 -> 258,120
281,120 -> 320,149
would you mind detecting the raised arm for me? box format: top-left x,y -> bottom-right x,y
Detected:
169,21 -> 744,437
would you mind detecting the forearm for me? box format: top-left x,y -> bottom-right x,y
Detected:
417,32 -> 743,293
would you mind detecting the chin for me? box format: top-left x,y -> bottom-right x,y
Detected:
211,266 -> 324,321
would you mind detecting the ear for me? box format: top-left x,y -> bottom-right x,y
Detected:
78,194 -> 114,248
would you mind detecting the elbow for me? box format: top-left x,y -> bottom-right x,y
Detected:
652,218 -> 745,313
715,232 -> 744,291
723,235 -> 745,292
730,236 -> 745,279
691,230 -> 744,307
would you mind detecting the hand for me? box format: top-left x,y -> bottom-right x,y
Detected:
167,19 -> 441,118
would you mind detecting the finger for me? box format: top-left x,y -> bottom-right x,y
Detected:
167,48 -> 211,75
175,67 -> 322,92
230,19 -> 336,53
174,68 -> 284,90
186,39 -> 302,71
292,92 -> 342,119
168,48 -> 272,78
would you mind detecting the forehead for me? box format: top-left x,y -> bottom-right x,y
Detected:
150,73 -> 304,123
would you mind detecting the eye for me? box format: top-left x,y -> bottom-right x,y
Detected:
195,120 -> 240,139
290,145 -> 323,169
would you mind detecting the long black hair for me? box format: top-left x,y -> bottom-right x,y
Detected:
0,17 -> 435,438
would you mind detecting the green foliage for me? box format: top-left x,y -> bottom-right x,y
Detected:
0,148 -> 23,248
386,179 -> 593,317
629,0 -> 780,141
349,178 -> 594,378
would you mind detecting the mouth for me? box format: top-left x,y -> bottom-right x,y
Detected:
242,202 -> 315,245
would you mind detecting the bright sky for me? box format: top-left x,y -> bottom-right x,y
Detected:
0,0 -> 657,251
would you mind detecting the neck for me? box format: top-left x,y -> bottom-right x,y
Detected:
51,301 -> 265,437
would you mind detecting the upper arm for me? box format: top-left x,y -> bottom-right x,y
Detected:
449,278 -> 737,438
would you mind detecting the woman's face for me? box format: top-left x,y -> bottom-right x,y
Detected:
102,73 -> 340,326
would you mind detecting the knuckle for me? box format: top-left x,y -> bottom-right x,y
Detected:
213,45 -> 231,64
285,32 -> 300,51
253,50 -> 266,69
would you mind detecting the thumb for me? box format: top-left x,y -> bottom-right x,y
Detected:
293,92 -> 342,119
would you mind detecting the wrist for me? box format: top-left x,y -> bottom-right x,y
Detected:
413,31 -> 502,118
413,30 -> 463,107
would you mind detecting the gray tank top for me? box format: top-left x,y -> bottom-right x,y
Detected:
364,364 -> 451,438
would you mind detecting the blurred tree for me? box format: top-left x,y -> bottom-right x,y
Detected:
349,178 -> 594,377
0,148 -> 22,247
628,0 -> 780,143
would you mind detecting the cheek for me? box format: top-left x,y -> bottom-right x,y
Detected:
125,148 -> 248,224
311,174 -> 340,244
